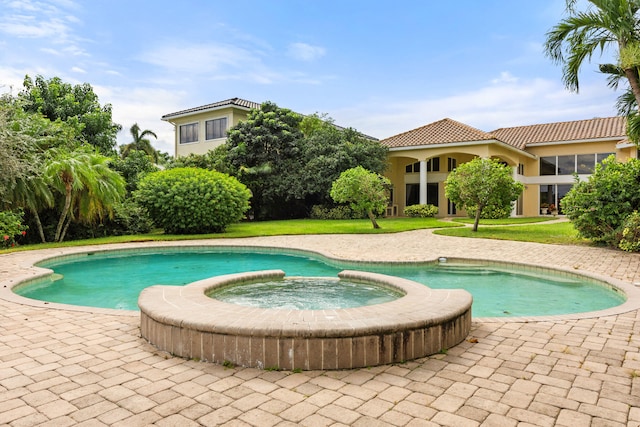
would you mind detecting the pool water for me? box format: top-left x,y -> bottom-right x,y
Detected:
16,248 -> 625,317
208,277 -> 404,310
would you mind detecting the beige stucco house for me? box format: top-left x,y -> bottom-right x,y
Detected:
163,98 -> 639,218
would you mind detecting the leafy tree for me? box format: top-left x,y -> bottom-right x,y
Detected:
225,101 -> 304,219
19,75 -> 121,154
445,158 -> 523,232
561,156 -> 640,245
544,0 -> 640,142
295,115 -> 388,208
43,147 -> 126,242
120,123 -> 159,162
135,168 -> 251,234
330,166 -> 391,229
111,150 -> 158,194
169,145 -> 232,174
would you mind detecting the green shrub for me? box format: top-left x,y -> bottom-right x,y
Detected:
561,157 -> 640,245
465,203 -> 512,219
619,211 -> 640,252
135,168 -> 251,234
109,199 -> 154,235
404,204 -> 438,218
0,210 -> 28,248
309,204 -> 362,220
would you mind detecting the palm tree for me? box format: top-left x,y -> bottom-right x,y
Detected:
4,175 -> 54,243
544,0 -> 640,139
44,147 -> 125,242
120,123 -> 159,163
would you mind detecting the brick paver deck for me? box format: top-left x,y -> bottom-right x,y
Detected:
1,229 -> 639,426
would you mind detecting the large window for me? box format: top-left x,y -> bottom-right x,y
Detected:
205,118 -> 228,140
541,153 -> 615,175
179,123 -> 198,144
540,184 -> 572,214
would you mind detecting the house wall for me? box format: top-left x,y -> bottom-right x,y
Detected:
169,107 -> 250,157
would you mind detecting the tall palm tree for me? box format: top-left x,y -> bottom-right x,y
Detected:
44,147 -> 125,242
544,0 -> 640,139
120,123 -> 159,163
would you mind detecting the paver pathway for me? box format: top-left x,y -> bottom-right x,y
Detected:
1,229 -> 639,426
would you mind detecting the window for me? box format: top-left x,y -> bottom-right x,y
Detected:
447,157 -> 457,172
428,158 -> 440,172
540,156 -> 556,175
517,163 -> 525,175
205,117 -> 228,140
576,154 -> 595,174
405,184 -> 419,206
179,123 -> 198,144
557,155 -> 575,175
427,183 -> 438,206
597,152 -> 615,164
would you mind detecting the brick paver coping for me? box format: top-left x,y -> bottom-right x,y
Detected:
138,269 -> 472,370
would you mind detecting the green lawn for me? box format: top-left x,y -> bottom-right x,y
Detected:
433,220 -> 588,245
5,217 -> 461,252
450,217 -> 556,225
3,217 -> 589,253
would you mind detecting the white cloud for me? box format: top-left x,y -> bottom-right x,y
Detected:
287,42 -> 326,61
70,66 -> 85,73
332,73 -> 619,139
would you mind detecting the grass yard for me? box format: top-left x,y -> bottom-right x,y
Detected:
433,220 -> 588,245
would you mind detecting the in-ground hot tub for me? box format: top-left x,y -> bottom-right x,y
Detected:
138,270 -> 472,370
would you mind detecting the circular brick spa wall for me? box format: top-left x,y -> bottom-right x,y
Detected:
138,270 -> 472,370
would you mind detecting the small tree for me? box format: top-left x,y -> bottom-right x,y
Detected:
330,166 -> 390,229
135,168 -> 251,234
445,158 -> 523,232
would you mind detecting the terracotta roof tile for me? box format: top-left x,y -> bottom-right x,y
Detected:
381,118 -> 495,148
162,98 -> 261,120
490,117 -> 626,149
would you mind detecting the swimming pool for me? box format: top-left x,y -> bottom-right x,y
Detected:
15,246 -> 626,317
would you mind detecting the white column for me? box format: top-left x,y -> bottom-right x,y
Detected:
419,160 -> 427,205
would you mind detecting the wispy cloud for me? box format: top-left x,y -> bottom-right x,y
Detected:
334,73 -> 618,139
287,42 -> 326,61
0,0 -> 86,55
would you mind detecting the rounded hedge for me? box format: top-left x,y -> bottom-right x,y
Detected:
135,168 -> 251,234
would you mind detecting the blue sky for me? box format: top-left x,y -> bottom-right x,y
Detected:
0,0 -> 622,154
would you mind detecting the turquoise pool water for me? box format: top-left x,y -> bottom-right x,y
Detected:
16,247 -> 625,317
209,277 -> 405,310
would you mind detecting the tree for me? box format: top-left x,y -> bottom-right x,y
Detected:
330,166 -> 391,229
120,123 -> 159,162
43,147 -> 126,242
19,75 -> 121,154
111,150 -> 158,194
544,0 -> 640,142
445,158 -> 523,232
295,115 -> 388,208
225,101 -> 304,219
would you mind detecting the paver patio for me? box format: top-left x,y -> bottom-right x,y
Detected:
1,229 -> 639,426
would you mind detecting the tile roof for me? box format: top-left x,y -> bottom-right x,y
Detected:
490,116 -> 626,150
381,118 -> 496,149
381,116 -> 627,150
162,98 -> 261,120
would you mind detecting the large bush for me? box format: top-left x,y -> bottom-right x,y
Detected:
135,168 -> 251,234
619,211 -> 640,252
561,157 -> 640,245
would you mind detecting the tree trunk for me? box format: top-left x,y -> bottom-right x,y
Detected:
55,185 -> 72,242
472,206 -> 482,232
367,210 -> 380,229
59,216 -> 72,243
33,211 -> 46,243
624,67 -> 640,109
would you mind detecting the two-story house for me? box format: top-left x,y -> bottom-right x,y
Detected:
163,98 -> 639,218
